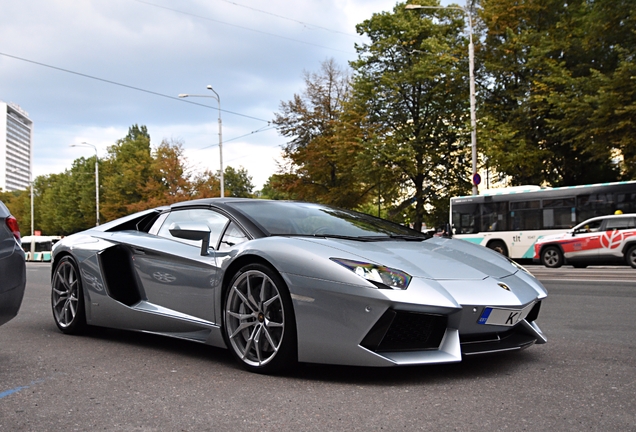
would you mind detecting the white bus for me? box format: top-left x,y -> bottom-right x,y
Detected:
450,180 -> 636,259
21,235 -> 62,262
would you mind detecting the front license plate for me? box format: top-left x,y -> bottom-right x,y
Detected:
478,303 -> 533,326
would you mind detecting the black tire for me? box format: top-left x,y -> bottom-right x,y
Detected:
541,246 -> 563,268
625,245 -> 636,269
487,240 -> 508,257
51,256 -> 87,334
223,263 -> 297,374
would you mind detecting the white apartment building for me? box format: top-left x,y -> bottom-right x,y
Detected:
0,101 -> 33,192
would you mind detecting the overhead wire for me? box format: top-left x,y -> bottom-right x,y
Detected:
197,125 -> 277,150
130,0 -> 356,54
214,0 -> 362,38
0,51 -> 270,123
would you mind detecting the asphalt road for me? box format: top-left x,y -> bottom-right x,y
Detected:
1,263 -> 635,431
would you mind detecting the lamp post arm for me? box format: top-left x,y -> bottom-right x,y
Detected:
180,88 -> 225,198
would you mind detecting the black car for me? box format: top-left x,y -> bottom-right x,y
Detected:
0,200 -> 26,326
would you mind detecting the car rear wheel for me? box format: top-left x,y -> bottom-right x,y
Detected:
223,263 -> 297,374
51,256 -> 87,334
625,245 -> 636,269
541,246 -> 563,268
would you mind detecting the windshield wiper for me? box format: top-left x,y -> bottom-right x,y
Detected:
270,234 -> 375,242
388,234 -> 431,241
271,233 -> 430,242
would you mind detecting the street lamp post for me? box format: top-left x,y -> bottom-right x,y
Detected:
70,142 -> 100,225
406,3 -> 478,196
178,86 -> 224,198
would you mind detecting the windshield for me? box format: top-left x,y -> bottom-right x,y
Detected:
226,201 -> 428,240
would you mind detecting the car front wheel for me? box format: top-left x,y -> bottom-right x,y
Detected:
625,245 -> 636,269
223,263 -> 297,374
541,246 -> 563,268
51,256 -> 87,334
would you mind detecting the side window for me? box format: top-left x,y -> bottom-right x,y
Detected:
157,209 -> 229,249
605,217 -> 635,230
575,220 -> 602,234
218,222 -> 249,251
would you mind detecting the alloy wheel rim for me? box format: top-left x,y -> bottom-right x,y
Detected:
225,270 -> 285,367
545,250 -> 559,267
52,261 -> 79,327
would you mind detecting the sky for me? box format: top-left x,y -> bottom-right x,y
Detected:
0,0 -> 452,190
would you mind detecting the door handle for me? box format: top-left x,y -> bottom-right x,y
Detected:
131,247 -> 146,255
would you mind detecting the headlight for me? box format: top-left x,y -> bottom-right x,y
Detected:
331,258 -> 412,290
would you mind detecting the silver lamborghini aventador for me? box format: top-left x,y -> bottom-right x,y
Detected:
51,198 -> 547,373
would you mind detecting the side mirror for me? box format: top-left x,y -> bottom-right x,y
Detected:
169,223 -> 211,256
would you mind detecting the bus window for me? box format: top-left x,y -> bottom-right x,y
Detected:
578,193 -> 615,221
451,203 -> 479,234
510,200 -> 541,230
481,202 -> 507,231
543,197 -> 575,228
616,193 -> 636,214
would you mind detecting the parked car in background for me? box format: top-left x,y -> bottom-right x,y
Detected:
0,200 -> 26,326
534,213 -> 636,268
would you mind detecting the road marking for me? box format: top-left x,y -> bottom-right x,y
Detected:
0,379 -> 44,400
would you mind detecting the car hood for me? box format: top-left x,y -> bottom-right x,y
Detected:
300,237 -> 518,280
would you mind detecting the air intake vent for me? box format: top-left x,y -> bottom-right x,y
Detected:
361,310 -> 447,352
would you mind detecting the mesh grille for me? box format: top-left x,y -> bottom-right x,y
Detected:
361,310 -> 447,352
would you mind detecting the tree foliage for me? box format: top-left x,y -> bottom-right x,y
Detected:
2,125 -> 256,235
479,0 -> 635,185
272,59 -> 375,209
350,1 -> 473,229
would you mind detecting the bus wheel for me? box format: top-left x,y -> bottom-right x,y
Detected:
487,241 -> 508,257
541,246 -> 563,268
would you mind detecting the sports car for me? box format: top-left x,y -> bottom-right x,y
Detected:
51,198 -> 547,373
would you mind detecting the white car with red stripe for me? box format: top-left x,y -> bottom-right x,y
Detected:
533,214 -> 636,268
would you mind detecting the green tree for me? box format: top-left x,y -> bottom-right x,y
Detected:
100,124 -> 153,220
127,138 -> 193,212
478,0 -> 634,185
223,166 -> 255,198
36,157 -> 99,235
273,59 -> 375,209
258,175 -> 295,200
351,1 -> 472,230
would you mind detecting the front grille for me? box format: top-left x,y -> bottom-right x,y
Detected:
361,310 -> 447,352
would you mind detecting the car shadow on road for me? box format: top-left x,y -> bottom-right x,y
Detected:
58,326 -> 544,384
286,350 -> 543,385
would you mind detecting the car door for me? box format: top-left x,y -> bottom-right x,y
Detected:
127,208 -> 230,324
566,219 -> 604,260
599,217 -> 636,259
